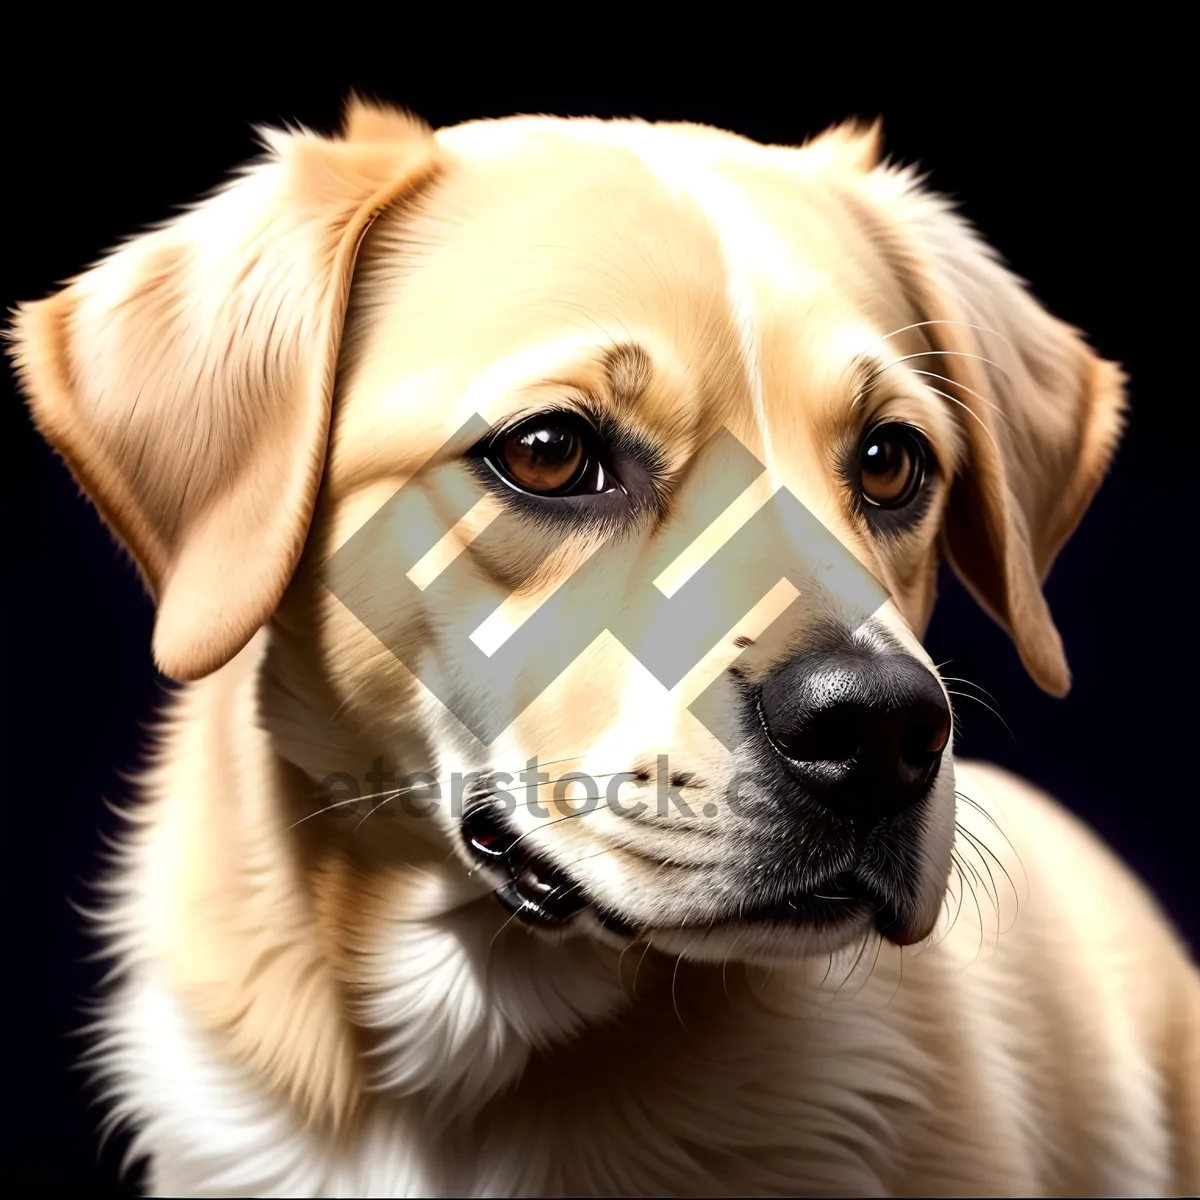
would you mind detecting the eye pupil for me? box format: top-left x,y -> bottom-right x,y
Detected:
520,426 -> 575,464
498,417 -> 587,494
859,424 -> 926,509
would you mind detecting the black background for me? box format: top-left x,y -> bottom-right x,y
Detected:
2,46 -> 1193,1195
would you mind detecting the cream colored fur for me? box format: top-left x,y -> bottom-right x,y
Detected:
10,99 -> 1199,1196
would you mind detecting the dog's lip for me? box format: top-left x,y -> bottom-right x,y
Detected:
728,872 -> 879,923
633,872 -> 882,939
463,802 -> 605,930
461,802 -> 884,939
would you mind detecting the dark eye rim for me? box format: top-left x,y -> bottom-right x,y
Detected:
477,410 -> 618,499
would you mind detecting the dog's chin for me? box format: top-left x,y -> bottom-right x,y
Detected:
633,889 -> 938,966
461,802 -> 939,964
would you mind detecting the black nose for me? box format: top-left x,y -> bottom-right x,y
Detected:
757,648 -> 951,829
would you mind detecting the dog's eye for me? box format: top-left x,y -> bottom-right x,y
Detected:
484,413 -> 614,497
859,423 -> 928,509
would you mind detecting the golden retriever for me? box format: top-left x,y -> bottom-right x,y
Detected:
10,97 -> 1199,1196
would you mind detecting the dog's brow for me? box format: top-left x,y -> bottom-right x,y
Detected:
600,343 -> 654,409
848,352 -> 885,405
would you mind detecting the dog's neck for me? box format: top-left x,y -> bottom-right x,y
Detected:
161,625 -> 643,1133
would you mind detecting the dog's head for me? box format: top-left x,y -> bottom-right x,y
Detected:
10,99 -> 1124,1113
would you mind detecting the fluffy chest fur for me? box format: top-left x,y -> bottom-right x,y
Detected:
103,927 -> 1172,1197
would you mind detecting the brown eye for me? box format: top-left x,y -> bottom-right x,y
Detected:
859,424 -> 927,509
497,416 -> 587,494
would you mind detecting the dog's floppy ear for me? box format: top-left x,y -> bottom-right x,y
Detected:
7,97 -> 439,682
870,167 -> 1126,696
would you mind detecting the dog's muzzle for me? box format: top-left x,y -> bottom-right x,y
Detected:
459,793 -> 919,946
459,641 -> 951,948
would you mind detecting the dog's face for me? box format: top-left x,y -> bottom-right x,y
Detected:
10,100 -> 1125,1112
291,116 -> 978,962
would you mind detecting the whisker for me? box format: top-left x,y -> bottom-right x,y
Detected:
487,899 -> 528,954
631,939 -> 654,998
957,848 -> 988,963
818,949 -> 836,989
752,964 -> 774,1000
671,949 -> 688,1030
721,932 -> 744,1002
354,794 -> 396,832
957,830 -> 1005,953
873,318 -> 1013,350
954,791 -> 1006,836
859,359 -> 1004,459
832,927 -> 874,1003
955,823 -> 1001,915
940,675 -> 1003,708
957,818 -> 1022,930
956,790 -> 1025,884
907,369 -> 1008,423
286,792 -> 380,829
328,669 -> 387,725
854,929 -> 885,999
946,690 -> 1016,743
501,801 -> 613,856
287,753 -> 617,830
616,935 -> 641,987
879,348 -> 1015,385
885,944 -> 906,1008
967,827 -> 1022,911
936,850 -> 968,947
906,379 -> 1005,459
286,777 -> 452,830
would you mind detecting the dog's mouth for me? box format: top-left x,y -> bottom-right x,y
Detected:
462,802 -> 639,936
461,802 -> 893,942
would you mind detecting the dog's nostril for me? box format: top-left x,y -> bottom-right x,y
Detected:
901,715 -> 951,768
782,706 -> 863,762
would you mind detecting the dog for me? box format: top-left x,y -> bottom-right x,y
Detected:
10,97 -> 1199,1196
